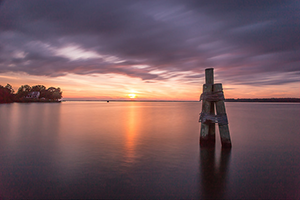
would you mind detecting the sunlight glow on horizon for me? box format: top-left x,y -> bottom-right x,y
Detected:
0,72 -> 299,100
128,94 -> 137,99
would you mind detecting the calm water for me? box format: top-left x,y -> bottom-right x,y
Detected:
0,102 -> 299,199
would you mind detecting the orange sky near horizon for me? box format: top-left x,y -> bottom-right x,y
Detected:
1,71 -> 299,100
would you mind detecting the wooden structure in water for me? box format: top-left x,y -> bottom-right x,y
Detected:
199,68 -> 232,148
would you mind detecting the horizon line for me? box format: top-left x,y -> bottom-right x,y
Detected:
61,97 -> 300,102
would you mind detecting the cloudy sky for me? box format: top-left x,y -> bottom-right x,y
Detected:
0,0 -> 299,100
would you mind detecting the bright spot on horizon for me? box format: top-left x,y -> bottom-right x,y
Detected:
128,94 -> 136,98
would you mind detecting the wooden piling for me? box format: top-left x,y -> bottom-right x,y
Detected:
200,84 -> 215,147
199,68 -> 232,148
200,68 -> 215,147
205,68 -> 216,143
205,68 -> 214,85
214,84 -> 232,148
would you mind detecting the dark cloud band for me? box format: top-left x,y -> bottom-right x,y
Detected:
0,0 -> 299,85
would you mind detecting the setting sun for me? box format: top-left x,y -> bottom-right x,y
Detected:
128,94 -> 136,98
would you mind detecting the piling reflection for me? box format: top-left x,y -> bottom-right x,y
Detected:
199,147 -> 231,199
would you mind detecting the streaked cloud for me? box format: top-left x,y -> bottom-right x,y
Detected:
0,0 -> 299,98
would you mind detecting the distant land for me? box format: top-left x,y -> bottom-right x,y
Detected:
63,98 -> 300,103
0,84 -> 62,104
224,98 -> 300,102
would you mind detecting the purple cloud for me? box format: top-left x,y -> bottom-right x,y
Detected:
0,0 -> 299,85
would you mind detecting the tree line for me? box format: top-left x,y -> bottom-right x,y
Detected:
0,84 -> 62,103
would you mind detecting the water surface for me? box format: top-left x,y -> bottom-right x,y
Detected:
0,102 -> 299,199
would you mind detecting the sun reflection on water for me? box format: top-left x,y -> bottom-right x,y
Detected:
124,103 -> 139,164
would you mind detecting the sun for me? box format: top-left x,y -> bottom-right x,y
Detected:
128,94 -> 136,98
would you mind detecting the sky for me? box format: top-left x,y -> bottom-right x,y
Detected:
0,0 -> 299,100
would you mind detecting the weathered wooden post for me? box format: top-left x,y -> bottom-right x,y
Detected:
199,68 -> 232,148
199,69 -> 215,147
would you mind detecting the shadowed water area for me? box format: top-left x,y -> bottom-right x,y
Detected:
0,102 -> 299,199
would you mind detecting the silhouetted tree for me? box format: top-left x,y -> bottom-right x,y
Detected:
45,87 -> 62,100
52,87 -> 62,100
15,85 -> 31,100
1,84 -> 62,102
0,85 -> 14,103
17,85 -> 31,93
31,85 -> 46,92
5,84 -> 14,94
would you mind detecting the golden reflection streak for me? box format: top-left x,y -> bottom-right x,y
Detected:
124,103 -> 139,164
